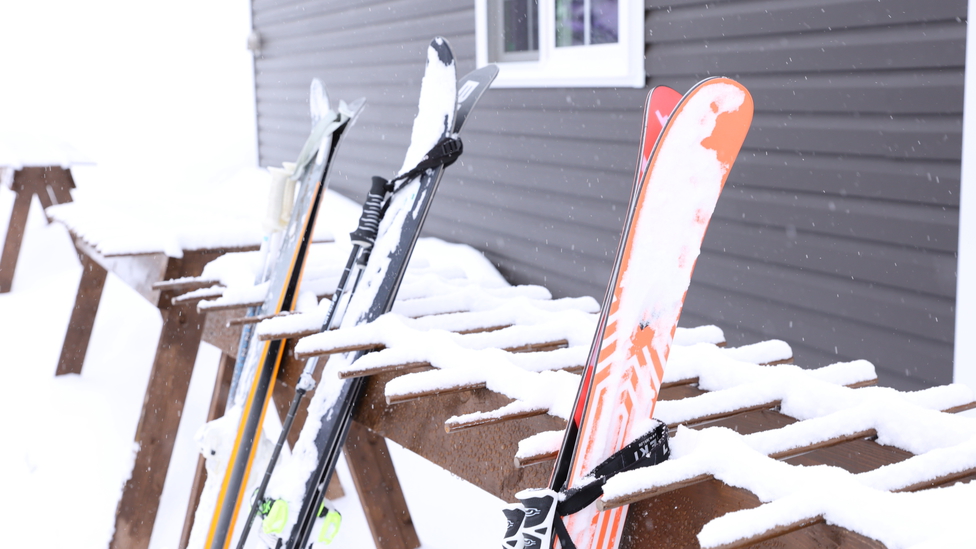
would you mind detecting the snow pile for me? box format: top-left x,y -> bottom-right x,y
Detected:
0,132 -> 93,171
47,166 -> 272,257
597,351 -> 976,548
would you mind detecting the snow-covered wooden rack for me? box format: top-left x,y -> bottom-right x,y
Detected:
163,237 -> 976,549
1,134 -> 93,292
0,166 -> 75,292
44,185 -> 291,549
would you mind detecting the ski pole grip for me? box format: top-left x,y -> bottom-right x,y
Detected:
349,176 -> 388,247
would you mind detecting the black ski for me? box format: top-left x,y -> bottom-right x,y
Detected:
277,40 -> 497,549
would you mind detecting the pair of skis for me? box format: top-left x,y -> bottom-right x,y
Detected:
510,78 -> 754,549
272,42 -> 497,549
196,84 -> 366,549
197,37 -> 497,549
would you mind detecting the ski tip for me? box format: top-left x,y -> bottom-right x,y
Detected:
470,63 -> 500,84
309,78 -> 330,125
429,36 -> 454,68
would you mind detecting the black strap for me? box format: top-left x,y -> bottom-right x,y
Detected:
556,420 -> 670,516
387,135 -> 463,191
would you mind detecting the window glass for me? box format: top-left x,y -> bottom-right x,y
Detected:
476,0 -> 643,88
491,0 -> 539,62
555,0 -> 618,47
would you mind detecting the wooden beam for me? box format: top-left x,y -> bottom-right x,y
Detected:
344,421 -> 420,549
387,380 -> 487,405
706,515 -> 826,549
110,302 -> 207,549
296,341 -> 386,359
56,252 -> 108,375
152,277 -> 221,293
109,249 -> 231,549
341,361 -> 431,380
670,400 -> 784,431
0,172 -> 33,293
444,405 -> 550,433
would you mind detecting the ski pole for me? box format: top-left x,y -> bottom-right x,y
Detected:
234,176 -> 390,549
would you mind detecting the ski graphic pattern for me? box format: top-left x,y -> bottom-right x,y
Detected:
562,78 -> 753,549
550,86 -> 682,494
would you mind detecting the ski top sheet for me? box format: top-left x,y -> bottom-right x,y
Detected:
202,87 -> 366,549
555,78 -> 753,549
548,85 -> 682,493
268,41 -> 498,549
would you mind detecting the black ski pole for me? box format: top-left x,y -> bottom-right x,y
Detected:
234,176 -> 390,549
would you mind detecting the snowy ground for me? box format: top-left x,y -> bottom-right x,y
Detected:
0,1 -> 502,548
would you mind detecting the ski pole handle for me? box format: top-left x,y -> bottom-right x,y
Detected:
349,176 -> 389,247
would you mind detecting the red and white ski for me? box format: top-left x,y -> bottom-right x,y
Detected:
566,77 -> 752,549
514,79 -> 753,549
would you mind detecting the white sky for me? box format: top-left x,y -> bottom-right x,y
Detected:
0,0 -> 258,198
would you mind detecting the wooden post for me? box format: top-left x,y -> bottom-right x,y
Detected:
0,174 -> 33,292
56,253 -> 107,375
1,167 -> 75,293
101,248 -> 243,549
345,421 -> 421,549
178,352 -> 236,549
110,299 -> 208,549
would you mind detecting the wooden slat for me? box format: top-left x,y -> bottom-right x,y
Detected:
197,298 -> 262,312
444,405 -> 550,433
172,287 -> 225,306
707,515 -> 828,549
341,361 -> 432,380
670,400 -> 784,431
152,277 -> 221,293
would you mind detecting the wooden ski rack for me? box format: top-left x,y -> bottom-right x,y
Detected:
68,236 -> 976,549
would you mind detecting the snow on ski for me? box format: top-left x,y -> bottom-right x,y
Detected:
564,78 -> 752,549
548,85 -> 684,498
198,84 -> 366,549
259,40 -> 498,549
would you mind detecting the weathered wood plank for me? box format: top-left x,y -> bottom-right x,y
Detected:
345,421 -> 421,549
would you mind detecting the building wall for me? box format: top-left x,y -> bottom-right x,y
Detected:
250,0 -> 967,390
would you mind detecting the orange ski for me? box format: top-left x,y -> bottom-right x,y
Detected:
563,77 -> 753,549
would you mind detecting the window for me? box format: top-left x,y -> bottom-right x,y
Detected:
475,0 -> 645,88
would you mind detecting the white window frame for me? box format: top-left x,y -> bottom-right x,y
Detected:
475,0 -> 646,88
953,0 -> 976,394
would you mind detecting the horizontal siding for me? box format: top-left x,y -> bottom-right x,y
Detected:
252,0 -> 966,390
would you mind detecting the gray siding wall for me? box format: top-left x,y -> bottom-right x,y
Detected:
250,0 -> 966,391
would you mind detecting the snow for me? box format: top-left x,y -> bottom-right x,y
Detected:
0,132 -> 93,171
0,7 -> 499,549
47,167 -> 269,258
597,364 -> 976,548
4,5 -> 975,548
